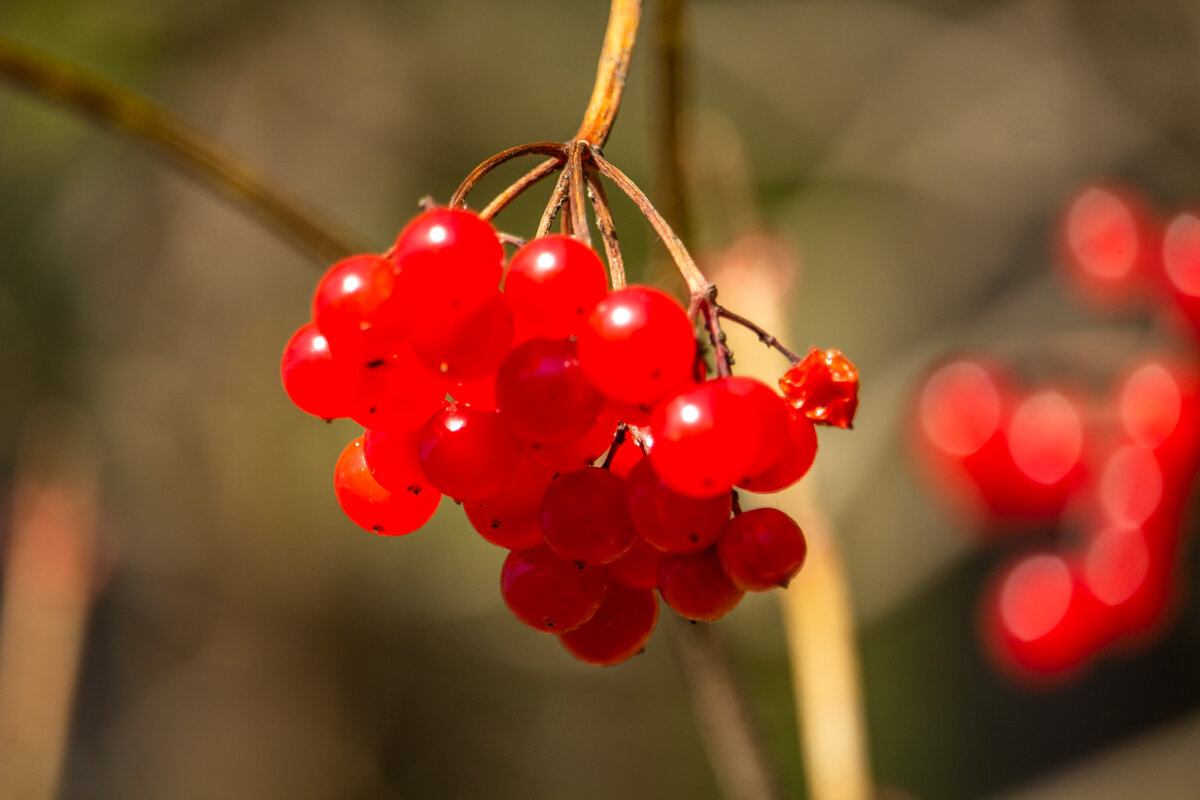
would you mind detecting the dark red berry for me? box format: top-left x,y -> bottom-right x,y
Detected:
495,338 -> 605,444
717,508 -> 807,591
606,536 -> 661,590
625,458 -> 729,553
462,459 -> 554,550
334,436 -> 441,536
418,403 -> 520,500
519,407 -> 619,472
540,467 -> 637,566
505,234 -> 609,340
657,547 -> 743,622
559,582 -> 658,666
500,544 -> 607,633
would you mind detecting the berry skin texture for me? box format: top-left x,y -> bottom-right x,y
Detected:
505,234 -> 609,340
495,338 -> 605,444
625,458 -> 730,553
717,508 -> 808,591
280,322 -> 360,420
649,378 -> 763,498
780,347 -> 860,429
500,544 -> 607,633
540,467 -> 637,566
657,547 -> 744,622
559,582 -> 659,666
418,403 -> 520,501
577,285 -> 698,406
334,436 -> 441,536
738,409 -> 818,494
311,254 -> 407,360
392,208 -> 503,322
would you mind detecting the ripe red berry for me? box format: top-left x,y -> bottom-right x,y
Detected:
351,345 -> 448,432
657,547 -> 744,622
577,285 -> 698,406
500,544 -> 607,633
408,291 -> 514,381
505,234 -> 609,339
362,426 -> 432,495
779,347 -> 860,429
559,582 -> 659,666
418,403 -> 520,500
519,407 -> 619,472
334,436 -> 441,536
625,458 -> 729,553
450,375 -> 499,411
738,409 -> 818,494
462,459 -> 554,550
717,508 -> 807,591
1058,185 -> 1157,309
606,536 -> 661,590
540,467 -> 637,566
724,376 -> 791,478
392,208 -> 503,323
495,338 -> 605,444
280,322 -> 361,420
648,378 -> 762,498
311,254 -> 407,360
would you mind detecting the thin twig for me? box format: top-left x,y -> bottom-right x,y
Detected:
536,163 -> 572,238
449,141 -> 566,210
589,148 -> 711,298
600,423 -> 629,470
699,294 -> 733,378
574,0 -> 642,146
497,231 -> 527,249
716,304 -> 801,363
584,164 -> 626,290
567,142 -> 593,247
480,157 -> 562,221
0,37 -> 366,264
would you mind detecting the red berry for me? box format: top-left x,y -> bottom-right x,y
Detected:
559,582 -> 659,666
625,458 -> 729,553
917,360 -> 1006,458
577,286 -> 697,406
724,376 -> 791,478
604,435 -> 646,478
500,544 -> 607,633
1006,390 -> 1085,488
495,338 -> 605,444
408,291 -> 514,381
450,375 -> 498,411
312,254 -> 407,360
717,508 -> 807,591
779,347 -> 860,429
418,403 -> 520,500
540,467 -> 637,566
333,436 -> 441,536
280,322 -> 360,420
362,426 -> 431,495
1058,185 -> 1157,309
392,208 -> 503,323
606,536 -> 661,590
351,345 -> 448,431
519,407 -> 619,472
505,234 -> 609,339
657,547 -> 743,622
738,409 -> 817,493
648,378 -> 762,498
462,459 -> 554,550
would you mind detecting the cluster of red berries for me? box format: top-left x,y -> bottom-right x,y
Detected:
281,207 -> 858,666
912,184 -> 1200,682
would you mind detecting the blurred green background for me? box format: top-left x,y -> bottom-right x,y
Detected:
2,1 -> 1200,798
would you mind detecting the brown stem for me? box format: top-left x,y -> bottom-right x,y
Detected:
574,0 -> 642,146
589,148 -> 711,298
600,423 -> 629,470
699,294 -> 733,378
566,143 -> 593,247
449,141 -> 566,210
716,305 -> 801,363
536,164 -> 572,238
480,157 -> 562,221
0,38 -> 366,264
583,164 -> 626,290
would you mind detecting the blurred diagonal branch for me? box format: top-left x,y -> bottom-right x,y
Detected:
0,37 -> 366,264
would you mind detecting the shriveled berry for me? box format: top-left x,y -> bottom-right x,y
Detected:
559,582 -> 659,666
577,286 -> 697,406
541,467 -> 637,566
717,508 -> 807,591
418,403 -> 520,500
780,347 -> 860,429
657,547 -> 743,622
495,338 -> 605,444
626,458 -> 729,553
334,436 -> 441,536
280,322 -> 361,420
500,544 -> 607,633
505,235 -> 609,339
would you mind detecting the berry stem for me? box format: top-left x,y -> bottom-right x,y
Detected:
536,163 -> 573,238
0,37 -> 366,264
584,165 -> 627,290
698,292 -> 734,378
566,142 -> 593,248
480,157 -> 562,221
450,141 -> 567,210
600,423 -> 629,470
715,304 -> 802,363
573,0 -> 642,147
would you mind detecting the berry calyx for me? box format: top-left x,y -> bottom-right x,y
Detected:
500,544 -> 607,633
